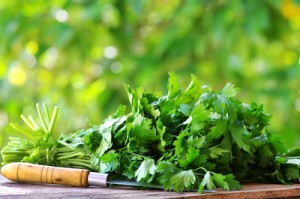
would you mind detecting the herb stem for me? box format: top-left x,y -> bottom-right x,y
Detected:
56,152 -> 84,160
28,115 -> 39,130
48,106 -> 58,134
193,167 -> 208,173
9,123 -> 34,140
36,103 -> 49,134
21,115 -> 36,131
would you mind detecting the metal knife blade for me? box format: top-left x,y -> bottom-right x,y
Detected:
87,172 -> 163,189
88,172 -> 215,193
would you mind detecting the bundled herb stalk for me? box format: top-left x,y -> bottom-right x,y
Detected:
1,103 -> 94,170
2,72 -> 300,192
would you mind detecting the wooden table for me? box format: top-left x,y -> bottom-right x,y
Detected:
1,174 -> 300,199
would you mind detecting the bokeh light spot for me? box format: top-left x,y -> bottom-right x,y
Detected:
102,5 -> 120,27
0,112 -> 8,128
111,61 -> 123,73
53,8 -> 69,22
25,41 -> 39,55
104,46 -> 118,59
8,62 -> 27,86
41,47 -> 59,69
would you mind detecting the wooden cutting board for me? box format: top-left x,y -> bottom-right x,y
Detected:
1,174 -> 300,199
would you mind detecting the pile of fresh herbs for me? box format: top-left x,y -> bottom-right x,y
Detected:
2,72 -> 300,192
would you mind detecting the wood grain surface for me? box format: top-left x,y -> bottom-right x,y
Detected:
1,174 -> 300,199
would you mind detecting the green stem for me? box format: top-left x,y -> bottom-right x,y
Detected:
48,106 -> 58,134
56,152 -> 84,160
56,148 -> 79,154
2,155 -> 25,162
10,123 -> 34,140
1,150 -> 30,155
59,160 -> 93,170
36,103 -> 49,134
28,115 -> 39,130
20,115 -> 36,131
193,167 -> 208,173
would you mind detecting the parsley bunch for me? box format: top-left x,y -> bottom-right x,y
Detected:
56,72 -> 283,191
2,72 -> 300,192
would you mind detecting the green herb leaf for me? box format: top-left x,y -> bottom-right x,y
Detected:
156,161 -> 180,190
229,123 -> 250,153
198,171 -> 215,192
224,174 -> 242,190
135,158 -> 157,182
170,170 -> 196,192
211,172 -> 229,190
167,72 -> 182,99
99,150 -> 120,173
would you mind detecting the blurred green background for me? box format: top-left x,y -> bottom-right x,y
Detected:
0,0 -> 300,161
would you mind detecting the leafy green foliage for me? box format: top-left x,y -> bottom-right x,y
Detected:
229,123 -> 250,153
198,171 -> 215,192
156,161 -> 180,190
0,1 -> 300,169
2,73 -> 300,192
135,158 -> 156,182
99,150 -> 120,173
170,170 -> 196,192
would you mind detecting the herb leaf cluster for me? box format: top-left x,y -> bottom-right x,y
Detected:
2,72 -> 300,192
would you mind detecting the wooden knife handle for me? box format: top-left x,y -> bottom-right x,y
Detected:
1,162 -> 90,187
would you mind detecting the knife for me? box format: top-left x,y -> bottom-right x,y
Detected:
0,162 -> 163,189
1,162 -> 216,193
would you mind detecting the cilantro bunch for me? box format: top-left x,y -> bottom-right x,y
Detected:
2,72 -> 300,192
